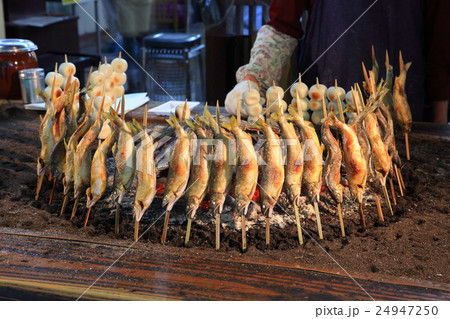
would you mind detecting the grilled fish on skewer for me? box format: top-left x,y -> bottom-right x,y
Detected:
222,116 -> 258,217
105,109 -> 136,204
132,118 -> 157,241
288,105 -> 323,203
382,50 -> 395,109
83,126 -> 115,227
271,107 -> 303,207
321,117 -> 343,204
184,115 -> 211,245
254,117 -> 284,246
202,105 -> 233,215
161,113 -> 191,244
393,51 -> 413,133
202,104 -> 234,250
223,115 -> 258,251
86,127 -> 115,209
328,113 -> 366,204
71,98 -> 106,219
289,100 -> 324,239
36,90 -> 55,200
60,100 -> 93,216
272,106 -> 304,244
393,52 -> 412,160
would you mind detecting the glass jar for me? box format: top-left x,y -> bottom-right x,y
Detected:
0,39 -> 39,100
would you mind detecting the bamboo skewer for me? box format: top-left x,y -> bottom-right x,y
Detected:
405,132 -> 410,161
382,184 -> 394,216
83,207 -> 92,227
161,211 -> 170,244
265,216 -> 270,246
114,201 -> 120,235
134,220 -> 139,242
358,201 -> 367,228
59,193 -> 69,216
70,196 -> 79,220
337,203 -> 346,237
48,178 -> 57,205
394,164 -> 404,196
375,194 -> 384,222
397,165 -> 406,191
313,199 -> 324,240
215,213 -> 221,250
185,217 -> 192,246
114,95 -> 126,236
35,174 -> 45,201
293,204 -> 304,245
241,214 -> 247,252
389,177 -> 397,206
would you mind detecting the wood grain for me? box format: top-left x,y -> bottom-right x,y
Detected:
0,231 -> 448,301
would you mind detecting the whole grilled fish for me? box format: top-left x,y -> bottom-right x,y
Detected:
321,116 -> 343,204
73,101 -> 105,199
86,126 -> 115,208
202,106 -> 233,214
184,115 -> 211,219
222,116 -> 258,216
393,51 -> 412,133
254,117 -> 284,217
272,107 -> 303,207
162,113 -> 191,211
288,105 -> 323,203
105,108 -> 136,204
132,121 -> 157,222
365,111 -> 391,186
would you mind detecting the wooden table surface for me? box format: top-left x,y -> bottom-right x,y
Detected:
0,230 -> 448,301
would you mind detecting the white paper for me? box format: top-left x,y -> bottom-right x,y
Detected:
148,100 -> 200,116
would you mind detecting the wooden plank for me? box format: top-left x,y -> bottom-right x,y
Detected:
0,231 -> 448,301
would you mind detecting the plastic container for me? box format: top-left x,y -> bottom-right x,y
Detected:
0,39 -> 39,100
18,68 -> 45,104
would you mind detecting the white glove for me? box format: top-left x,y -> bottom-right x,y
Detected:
224,80 -> 261,117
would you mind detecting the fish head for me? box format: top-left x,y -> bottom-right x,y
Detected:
304,182 -> 321,203
210,193 -> 226,214
234,196 -> 250,216
349,185 -> 364,203
186,197 -> 201,219
286,184 -> 301,206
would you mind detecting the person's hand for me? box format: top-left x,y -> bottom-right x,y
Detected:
224,80 -> 261,117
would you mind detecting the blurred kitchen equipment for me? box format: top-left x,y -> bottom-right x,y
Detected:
0,39 -> 38,99
18,68 -> 44,104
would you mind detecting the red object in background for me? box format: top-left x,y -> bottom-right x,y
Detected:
0,39 -> 38,100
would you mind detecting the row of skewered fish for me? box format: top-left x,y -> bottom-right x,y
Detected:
35,50 -> 411,251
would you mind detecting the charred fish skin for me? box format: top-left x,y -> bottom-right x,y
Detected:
184,117 -> 211,219
37,99 -> 55,176
162,113 -> 191,212
255,118 -> 284,217
202,107 -> 233,214
105,109 -> 136,204
365,112 -> 391,185
321,117 -> 343,204
378,103 -> 401,167
288,106 -> 323,203
86,127 -> 115,208
73,110 -> 104,199
223,116 -> 258,216
133,122 -> 157,222
272,110 -> 303,207
393,53 -> 412,133
63,113 -> 92,195
328,113 -> 367,203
